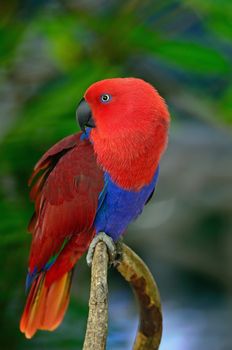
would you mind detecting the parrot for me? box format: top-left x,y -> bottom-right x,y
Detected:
20,77 -> 170,338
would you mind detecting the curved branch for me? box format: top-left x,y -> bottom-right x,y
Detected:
116,243 -> 162,350
83,241 -> 162,350
83,241 -> 109,350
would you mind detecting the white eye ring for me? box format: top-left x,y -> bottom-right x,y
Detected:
100,94 -> 112,103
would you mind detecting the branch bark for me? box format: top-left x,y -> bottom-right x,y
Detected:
83,241 -> 109,350
83,241 -> 162,350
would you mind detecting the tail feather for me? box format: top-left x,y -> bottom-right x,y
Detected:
40,271 -> 72,331
20,273 -> 45,338
20,271 -> 72,338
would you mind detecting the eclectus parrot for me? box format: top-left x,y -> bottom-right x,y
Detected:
20,78 -> 170,338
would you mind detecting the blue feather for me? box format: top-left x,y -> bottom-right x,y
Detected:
94,166 -> 159,241
25,267 -> 38,293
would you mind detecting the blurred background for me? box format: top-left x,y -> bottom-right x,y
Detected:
0,0 -> 232,349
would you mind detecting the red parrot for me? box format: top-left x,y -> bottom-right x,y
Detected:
20,77 -> 170,338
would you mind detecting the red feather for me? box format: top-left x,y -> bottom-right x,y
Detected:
20,132 -> 104,337
20,271 -> 72,338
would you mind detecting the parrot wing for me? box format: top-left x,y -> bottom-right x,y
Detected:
28,132 -> 104,280
20,132 -> 104,338
28,133 -> 82,232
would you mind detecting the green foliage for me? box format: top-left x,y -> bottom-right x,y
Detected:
188,0 -> 232,40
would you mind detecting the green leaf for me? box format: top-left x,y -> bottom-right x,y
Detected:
155,40 -> 230,74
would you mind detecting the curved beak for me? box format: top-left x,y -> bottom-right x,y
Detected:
76,98 -> 95,132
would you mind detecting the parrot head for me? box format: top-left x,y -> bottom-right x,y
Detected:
77,77 -> 169,138
76,77 -> 170,189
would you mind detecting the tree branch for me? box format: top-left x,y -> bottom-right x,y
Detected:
83,241 -> 109,350
116,243 -> 162,350
83,241 -> 162,350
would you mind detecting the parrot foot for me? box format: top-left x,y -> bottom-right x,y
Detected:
112,237 -> 123,267
86,232 -> 117,267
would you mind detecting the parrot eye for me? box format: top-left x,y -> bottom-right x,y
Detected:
100,94 -> 112,103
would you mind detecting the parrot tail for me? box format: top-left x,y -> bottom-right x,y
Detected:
20,270 -> 73,339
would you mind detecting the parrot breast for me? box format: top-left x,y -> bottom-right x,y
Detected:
94,168 -> 159,240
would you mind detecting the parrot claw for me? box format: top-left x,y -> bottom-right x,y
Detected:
86,232 -> 117,267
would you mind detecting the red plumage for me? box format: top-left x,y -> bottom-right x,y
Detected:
86,78 -> 170,190
20,133 -> 104,338
20,77 -> 170,339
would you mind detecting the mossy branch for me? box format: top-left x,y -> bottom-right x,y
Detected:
83,241 -> 162,350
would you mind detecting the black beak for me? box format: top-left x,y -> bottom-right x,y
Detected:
76,98 -> 95,132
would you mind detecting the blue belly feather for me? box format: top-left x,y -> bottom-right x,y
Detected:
94,167 -> 159,240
